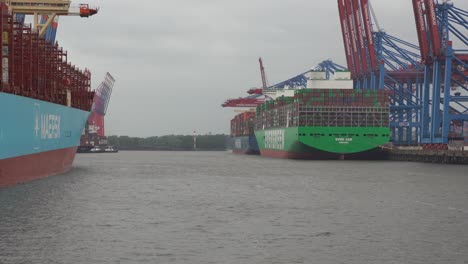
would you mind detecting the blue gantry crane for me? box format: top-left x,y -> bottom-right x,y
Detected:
412,0 -> 468,147
314,59 -> 348,80
337,0 -> 467,147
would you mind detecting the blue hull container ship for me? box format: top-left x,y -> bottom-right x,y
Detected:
0,3 -> 96,187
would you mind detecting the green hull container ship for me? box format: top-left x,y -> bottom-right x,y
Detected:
254,89 -> 391,159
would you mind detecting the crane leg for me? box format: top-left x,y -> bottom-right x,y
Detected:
38,13 -> 56,37
34,12 -> 38,30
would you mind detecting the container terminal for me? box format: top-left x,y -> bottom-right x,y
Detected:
223,0 -> 468,164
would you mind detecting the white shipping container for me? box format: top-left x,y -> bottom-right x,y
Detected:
264,89 -> 295,99
276,89 -> 295,97
307,79 -> 353,89
308,71 -> 327,80
334,71 -> 351,80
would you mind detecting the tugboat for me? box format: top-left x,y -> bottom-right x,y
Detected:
90,146 -> 103,153
104,146 -> 119,153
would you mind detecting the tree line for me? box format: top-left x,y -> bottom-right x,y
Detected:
107,134 -> 228,151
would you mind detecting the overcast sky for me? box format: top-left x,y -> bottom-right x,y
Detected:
55,0 -> 468,137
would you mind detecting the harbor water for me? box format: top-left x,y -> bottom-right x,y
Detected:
1,151 -> 467,263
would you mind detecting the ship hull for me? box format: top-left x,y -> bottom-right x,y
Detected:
258,147 -> 389,160
231,135 -> 260,155
0,147 -> 77,188
0,92 -> 90,188
255,126 -> 390,160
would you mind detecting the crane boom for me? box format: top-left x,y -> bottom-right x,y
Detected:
3,0 -> 71,14
352,0 -> 368,74
345,0 -> 362,77
222,97 -> 266,108
0,0 -> 98,37
259,57 -> 267,90
412,0 -> 430,63
338,0 -> 355,77
360,0 -> 378,72
247,57 -> 268,95
423,0 -> 442,58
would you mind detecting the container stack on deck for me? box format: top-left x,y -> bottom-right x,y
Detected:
256,89 -> 389,130
230,111 -> 259,154
230,112 -> 256,137
0,4 -> 93,111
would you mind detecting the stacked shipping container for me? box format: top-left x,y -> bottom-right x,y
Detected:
230,111 -> 256,137
0,4 -> 94,111
256,89 -> 389,130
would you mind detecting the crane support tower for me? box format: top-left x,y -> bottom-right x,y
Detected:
0,0 -> 98,37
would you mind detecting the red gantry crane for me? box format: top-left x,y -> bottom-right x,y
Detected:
221,95 -> 267,108
224,57 -> 270,108
337,0 -> 380,88
247,57 -> 269,95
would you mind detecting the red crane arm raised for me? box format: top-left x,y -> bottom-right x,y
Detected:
345,0 -> 363,77
412,0 -> 430,63
352,0 -> 369,74
259,57 -> 267,90
360,0 -> 378,71
423,0 -> 442,58
338,0 -> 356,77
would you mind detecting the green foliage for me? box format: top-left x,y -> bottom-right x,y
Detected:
108,134 -> 228,151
